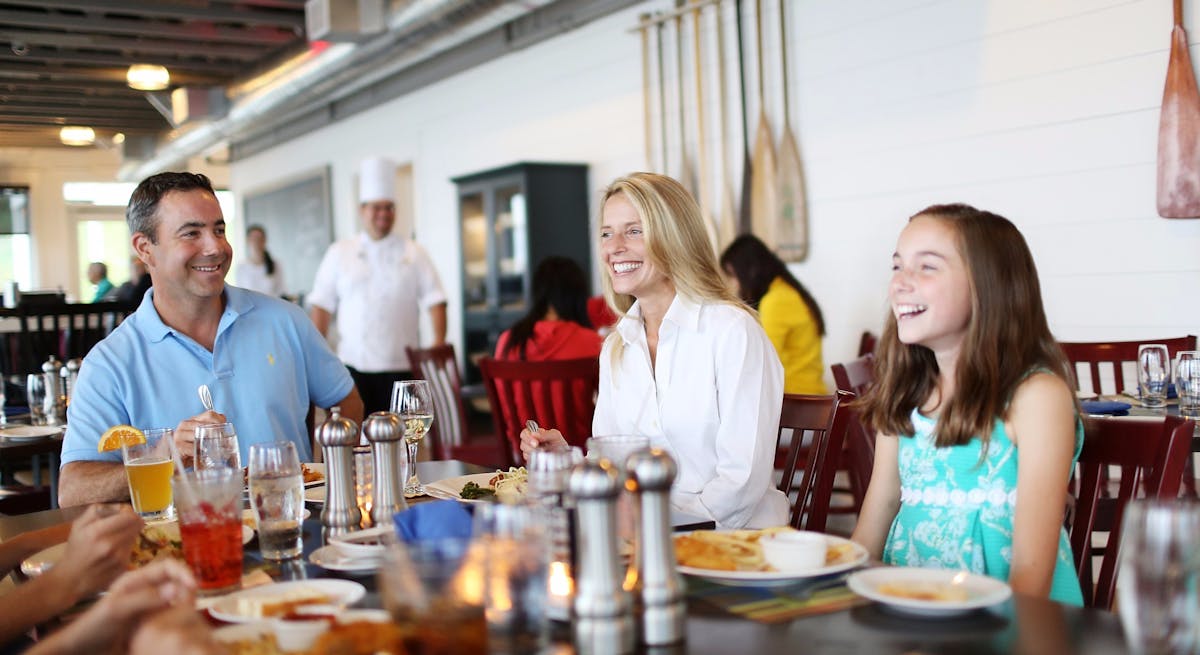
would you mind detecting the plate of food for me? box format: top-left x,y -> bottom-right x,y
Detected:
424,468 -> 528,503
846,567 -> 1012,617
208,579 -> 366,623
0,425 -> 64,441
673,527 -> 869,587
241,508 -> 310,530
20,520 -> 253,577
243,463 -> 325,495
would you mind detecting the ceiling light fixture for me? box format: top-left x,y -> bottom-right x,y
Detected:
59,126 -> 95,146
126,64 -> 170,91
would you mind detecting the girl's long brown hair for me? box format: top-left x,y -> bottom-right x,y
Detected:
858,203 -> 1076,447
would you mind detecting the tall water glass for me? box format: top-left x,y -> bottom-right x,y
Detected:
1138,344 -> 1171,408
391,380 -> 435,496
379,538 -> 487,652
472,503 -> 549,654
24,374 -> 45,425
121,427 -> 175,521
248,441 -> 304,560
194,422 -> 240,471
586,435 -> 650,546
1118,499 -> 1200,654
1175,351 -> 1200,417
174,468 -> 243,594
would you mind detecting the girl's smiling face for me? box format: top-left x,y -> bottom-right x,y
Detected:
890,214 -> 973,355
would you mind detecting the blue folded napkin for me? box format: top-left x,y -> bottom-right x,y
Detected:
392,500 -> 474,543
1081,400 -> 1131,416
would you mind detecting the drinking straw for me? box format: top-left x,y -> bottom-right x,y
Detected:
166,433 -> 198,508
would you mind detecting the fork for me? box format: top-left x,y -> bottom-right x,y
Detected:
198,384 -> 215,413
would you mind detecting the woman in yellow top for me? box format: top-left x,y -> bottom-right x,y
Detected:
721,235 -> 827,393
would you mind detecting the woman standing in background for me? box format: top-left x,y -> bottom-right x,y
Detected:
237,225 -> 286,297
721,235 -> 827,394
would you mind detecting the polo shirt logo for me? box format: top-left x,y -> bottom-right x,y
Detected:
267,353 -> 276,365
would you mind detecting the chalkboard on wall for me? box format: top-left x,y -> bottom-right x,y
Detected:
241,168 -> 333,297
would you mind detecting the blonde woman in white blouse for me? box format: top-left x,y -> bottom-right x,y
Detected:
236,224 -> 286,297
521,172 -> 788,529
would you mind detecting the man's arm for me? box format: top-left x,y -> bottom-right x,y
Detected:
428,302 -> 447,346
310,306 -> 332,338
335,386 -> 364,426
58,461 -> 131,508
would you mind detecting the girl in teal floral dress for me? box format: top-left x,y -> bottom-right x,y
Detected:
850,204 -> 1084,605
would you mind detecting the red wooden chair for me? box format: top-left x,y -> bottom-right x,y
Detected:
776,391 -> 855,532
1068,415 -> 1195,609
857,331 -> 878,357
830,353 -> 877,513
478,356 -> 600,468
407,345 -> 502,466
1059,336 -> 1196,396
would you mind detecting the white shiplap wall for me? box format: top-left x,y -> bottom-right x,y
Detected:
230,0 -> 1200,370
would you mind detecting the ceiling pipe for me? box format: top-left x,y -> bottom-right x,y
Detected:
122,0 -> 554,182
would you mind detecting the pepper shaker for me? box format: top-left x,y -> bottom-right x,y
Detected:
314,406 -> 361,537
569,458 -> 635,655
363,411 -> 406,525
63,359 -> 80,405
627,449 -> 686,646
41,356 -> 63,426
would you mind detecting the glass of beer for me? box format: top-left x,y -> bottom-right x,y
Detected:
174,468 -> 244,594
121,427 -> 175,521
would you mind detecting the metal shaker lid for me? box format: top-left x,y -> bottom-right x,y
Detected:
567,458 -> 621,500
362,411 -> 403,443
314,406 -> 359,447
626,448 -> 676,492
42,355 -> 61,374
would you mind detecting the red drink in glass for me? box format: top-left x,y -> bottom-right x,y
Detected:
179,511 -> 243,591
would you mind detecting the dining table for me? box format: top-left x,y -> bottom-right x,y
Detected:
0,459 -> 1133,654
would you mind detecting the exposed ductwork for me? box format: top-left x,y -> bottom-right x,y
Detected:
121,0 -> 556,182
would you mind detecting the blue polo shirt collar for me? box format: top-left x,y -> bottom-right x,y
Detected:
134,286 -> 256,344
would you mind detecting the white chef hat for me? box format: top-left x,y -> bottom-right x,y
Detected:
358,156 -> 397,204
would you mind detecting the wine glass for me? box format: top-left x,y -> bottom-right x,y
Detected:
1117,499 -> 1200,654
392,380 -> 435,497
1138,344 -> 1170,408
1175,351 -> 1200,417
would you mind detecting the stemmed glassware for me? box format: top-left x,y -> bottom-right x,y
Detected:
1175,351 -> 1200,417
1138,344 -> 1171,408
392,380 -> 435,497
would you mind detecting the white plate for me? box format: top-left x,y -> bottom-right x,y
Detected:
676,533 -> 869,587
0,425 -> 63,441
208,579 -> 366,623
304,485 -> 325,504
241,508 -> 310,530
212,621 -> 272,645
309,545 -> 381,573
328,525 -> 392,560
847,567 -> 1012,617
20,521 -> 253,577
423,473 -> 497,503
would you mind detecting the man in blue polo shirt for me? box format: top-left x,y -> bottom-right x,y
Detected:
59,172 -> 363,507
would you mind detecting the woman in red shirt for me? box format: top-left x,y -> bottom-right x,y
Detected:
495,256 -> 602,361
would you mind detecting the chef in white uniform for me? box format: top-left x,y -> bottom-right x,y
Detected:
308,156 -> 447,414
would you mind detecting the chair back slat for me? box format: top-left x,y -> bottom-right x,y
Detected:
1059,336 -> 1196,395
6,300 -> 135,375
406,344 -> 472,461
776,391 -> 855,532
479,357 -> 600,468
1069,415 -> 1194,609
830,354 -> 877,513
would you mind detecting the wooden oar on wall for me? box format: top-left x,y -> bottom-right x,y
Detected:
774,0 -> 808,260
691,0 -> 719,253
674,5 -> 695,196
639,13 -> 655,171
713,0 -> 739,249
1158,0 -> 1200,218
657,17 -> 670,177
748,0 -> 778,248
734,0 -> 753,233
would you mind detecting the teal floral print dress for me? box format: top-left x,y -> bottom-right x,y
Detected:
882,408 -> 1085,606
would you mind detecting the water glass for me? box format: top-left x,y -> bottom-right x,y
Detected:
378,539 -> 487,652
1175,351 -> 1200,416
248,441 -> 304,560
472,503 -> 550,654
121,427 -> 175,521
174,468 -> 244,594
1138,344 -> 1171,408
391,380 -> 435,497
194,422 -> 240,471
1118,499 -> 1200,654
586,435 -> 650,545
25,373 -> 45,425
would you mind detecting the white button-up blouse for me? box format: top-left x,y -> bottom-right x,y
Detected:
592,294 -> 789,529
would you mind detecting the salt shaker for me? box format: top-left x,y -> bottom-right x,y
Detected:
627,449 -> 685,646
569,458 -> 634,655
41,356 -> 63,426
362,411 -> 406,525
314,406 -> 361,537
63,359 -> 80,404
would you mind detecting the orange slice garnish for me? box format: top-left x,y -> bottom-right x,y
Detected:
98,425 -> 146,453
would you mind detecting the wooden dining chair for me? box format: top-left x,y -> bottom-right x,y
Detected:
830,353 -> 877,514
7,300 -> 136,375
478,356 -> 600,468
776,391 -> 855,533
1059,336 -> 1197,396
406,344 -> 502,466
1068,415 -> 1195,609
857,331 -> 878,357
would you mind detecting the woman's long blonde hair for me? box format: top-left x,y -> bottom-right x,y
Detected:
598,173 -> 747,365
858,203 -> 1076,447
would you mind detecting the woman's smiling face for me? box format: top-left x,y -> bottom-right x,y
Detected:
600,193 -> 671,302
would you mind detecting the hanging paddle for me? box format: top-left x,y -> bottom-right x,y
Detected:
713,0 -> 739,248
734,0 -> 753,233
674,5 -> 695,195
748,0 -> 778,247
639,13 -> 655,171
691,0 -> 719,252
774,0 -> 809,259
657,16 -> 670,177
1158,0 -> 1200,218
